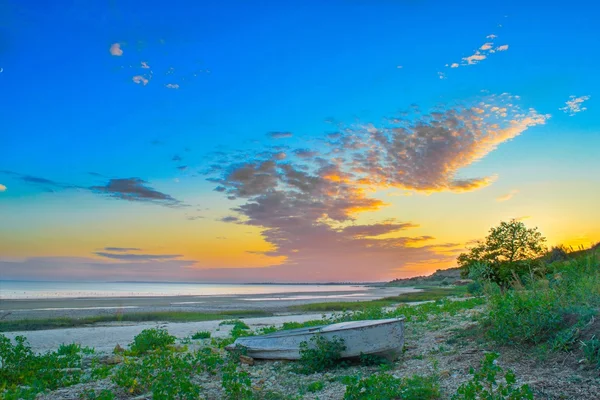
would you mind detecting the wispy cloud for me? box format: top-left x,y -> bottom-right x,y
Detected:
560,95 -> 591,116
0,184 -> 6,192
496,189 -> 519,202
267,131 -> 293,139
220,216 -> 240,223
95,251 -> 183,261
446,33 -> 509,69
0,170 -> 75,190
109,43 -> 123,56
103,247 -> 142,252
165,83 -> 180,89
141,61 -> 150,69
90,178 -> 182,207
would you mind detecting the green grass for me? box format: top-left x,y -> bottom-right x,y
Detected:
289,286 -> 468,312
0,310 -> 272,332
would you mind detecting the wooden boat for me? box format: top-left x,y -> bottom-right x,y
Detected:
226,317 -> 405,360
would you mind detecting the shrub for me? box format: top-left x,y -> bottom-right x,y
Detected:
298,335 -> 346,374
191,331 -> 211,340
359,352 -> 391,367
0,334 -> 84,399
452,353 -> 533,400
343,373 -> 440,400
113,350 -> 201,399
194,346 -> 223,374
128,328 -> 176,355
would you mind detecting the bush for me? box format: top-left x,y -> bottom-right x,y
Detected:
191,331 -> 211,340
128,328 -> 176,355
343,373 -> 440,400
0,335 -> 84,399
306,380 -> 324,393
298,335 -> 346,374
113,350 -> 201,399
452,353 -> 533,399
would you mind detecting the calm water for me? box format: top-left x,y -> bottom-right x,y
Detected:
0,281 -> 367,300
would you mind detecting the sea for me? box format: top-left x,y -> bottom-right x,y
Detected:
0,281 -> 369,300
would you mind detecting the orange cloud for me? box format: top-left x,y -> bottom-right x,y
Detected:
496,189 -> 519,202
0,183 -> 6,192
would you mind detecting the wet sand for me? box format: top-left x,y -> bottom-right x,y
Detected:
0,286 -> 419,321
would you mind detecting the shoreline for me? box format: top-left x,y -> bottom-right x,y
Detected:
0,286 -> 419,322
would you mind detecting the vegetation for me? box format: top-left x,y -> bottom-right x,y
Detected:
290,286 -> 468,312
452,353 -> 533,400
127,328 -> 176,355
343,373 -> 441,400
0,310 -> 271,332
191,330 -> 212,340
458,219 -> 547,286
298,335 -> 347,374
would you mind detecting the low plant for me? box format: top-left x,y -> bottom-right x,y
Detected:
112,350 -> 201,399
298,335 -> 346,374
581,337 -> 600,368
359,352 -> 391,367
195,346 -> 224,374
0,334 -> 85,399
343,373 -> 440,400
452,353 -> 533,400
191,330 -> 211,340
221,361 -> 254,399
128,328 -> 176,356
306,380 -> 324,393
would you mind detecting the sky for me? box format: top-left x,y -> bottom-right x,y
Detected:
0,0 -> 598,282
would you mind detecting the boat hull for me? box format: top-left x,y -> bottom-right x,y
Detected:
228,318 -> 405,360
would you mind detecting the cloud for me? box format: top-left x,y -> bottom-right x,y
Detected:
267,131 -> 293,139
202,95 -> 549,281
496,189 -> 519,202
447,34 -> 508,69
559,95 -> 591,116
0,184 -> 5,192
95,252 -> 183,261
109,43 -> 123,56
132,75 -> 149,85
165,83 -> 180,89
141,61 -> 150,69
172,155 -> 183,162
177,165 -> 188,171
103,247 -> 142,252
220,216 -> 240,223
0,170 -> 75,191
90,178 -> 181,206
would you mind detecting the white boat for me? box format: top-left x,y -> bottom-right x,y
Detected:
226,317 -> 405,360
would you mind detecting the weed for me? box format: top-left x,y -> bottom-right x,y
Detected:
191,330 -> 211,340
343,373 -> 440,400
82,389 -> 115,400
581,337 -> 600,368
358,352 -> 391,367
298,335 -> 346,374
452,353 -> 533,400
194,346 -> 224,374
128,328 -> 176,356
112,350 -> 201,399
221,361 -> 254,399
306,380 -> 324,393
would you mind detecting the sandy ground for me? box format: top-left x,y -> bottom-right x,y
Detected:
2,313 -> 332,353
0,286 -> 415,320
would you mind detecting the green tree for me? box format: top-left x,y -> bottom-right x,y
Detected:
458,219 -> 547,286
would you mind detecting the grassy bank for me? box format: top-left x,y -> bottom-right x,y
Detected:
0,310 -> 272,332
288,286 -> 468,312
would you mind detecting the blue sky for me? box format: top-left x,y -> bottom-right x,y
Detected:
0,1 -> 598,282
